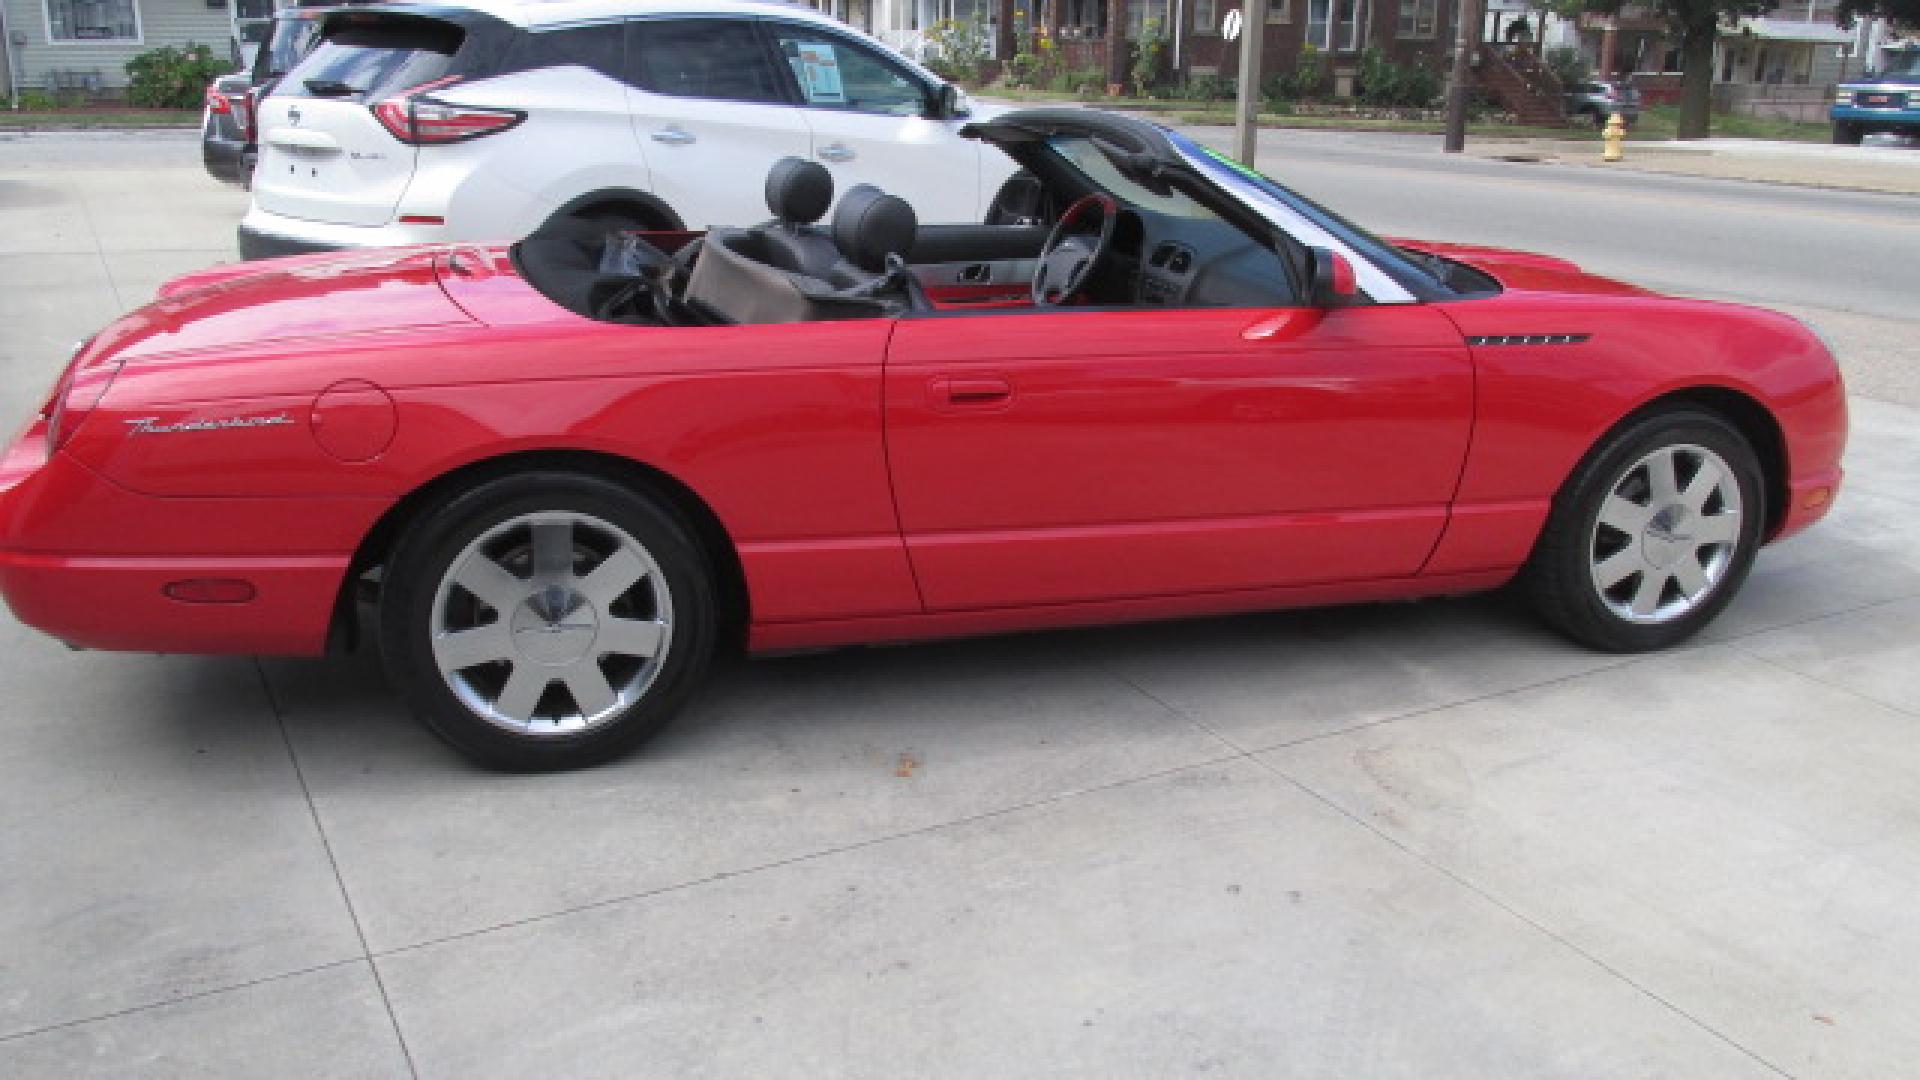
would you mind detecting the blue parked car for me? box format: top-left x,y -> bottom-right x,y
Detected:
1832,49 -> 1920,144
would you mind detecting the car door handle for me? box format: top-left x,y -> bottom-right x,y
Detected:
818,142 -> 855,162
650,126 -> 695,145
932,376 -> 1013,409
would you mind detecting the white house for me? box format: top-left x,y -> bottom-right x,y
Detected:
2,0 -> 244,100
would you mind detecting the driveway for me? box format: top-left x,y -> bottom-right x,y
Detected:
2,130 -> 1919,1079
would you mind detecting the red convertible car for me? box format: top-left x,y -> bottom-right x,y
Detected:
0,110 -> 1845,769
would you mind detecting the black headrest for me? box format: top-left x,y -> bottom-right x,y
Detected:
764,157 -> 833,225
832,185 -> 917,273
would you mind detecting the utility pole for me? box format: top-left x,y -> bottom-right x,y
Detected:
1442,0 -> 1482,153
1232,0 -> 1270,166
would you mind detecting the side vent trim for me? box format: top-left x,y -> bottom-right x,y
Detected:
1465,333 -> 1592,346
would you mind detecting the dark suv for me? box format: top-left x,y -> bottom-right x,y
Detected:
200,4 -> 335,187
1832,49 -> 1920,144
1564,79 -> 1641,128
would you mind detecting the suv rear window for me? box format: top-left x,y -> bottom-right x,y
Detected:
282,14 -> 465,100
251,15 -> 322,81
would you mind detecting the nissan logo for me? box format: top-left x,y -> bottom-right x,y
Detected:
287,106 -> 302,126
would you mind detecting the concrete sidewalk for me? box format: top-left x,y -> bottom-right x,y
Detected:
1467,134 -> 1920,195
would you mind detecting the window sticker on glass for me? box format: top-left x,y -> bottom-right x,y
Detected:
792,42 -> 845,105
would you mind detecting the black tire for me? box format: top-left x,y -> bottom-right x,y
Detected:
379,471 -> 716,771
1589,109 -> 1607,130
1523,409 -> 1765,653
1832,121 -> 1864,145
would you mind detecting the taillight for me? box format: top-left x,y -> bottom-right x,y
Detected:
206,86 -> 232,113
372,77 -> 524,145
41,339 -> 103,452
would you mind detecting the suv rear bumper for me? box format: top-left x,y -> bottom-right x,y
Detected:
238,207 -> 451,261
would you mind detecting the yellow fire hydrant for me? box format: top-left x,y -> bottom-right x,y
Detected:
1602,112 -> 1627,162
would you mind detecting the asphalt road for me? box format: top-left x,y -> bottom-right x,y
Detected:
3,129 -> 1920,1079
1176,125 -> 1920,406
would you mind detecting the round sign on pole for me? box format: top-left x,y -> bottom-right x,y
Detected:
1222,9 -> 1243,41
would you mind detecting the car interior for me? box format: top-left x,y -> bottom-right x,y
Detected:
511,136 -> 1314,327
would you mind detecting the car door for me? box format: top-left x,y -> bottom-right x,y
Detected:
884,304 -> 1474,610
756,20 -> 983,224
623,17 -> 812,228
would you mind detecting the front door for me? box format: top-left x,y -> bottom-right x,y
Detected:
884,305 -> 1474,610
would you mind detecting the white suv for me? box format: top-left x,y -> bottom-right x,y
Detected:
239,0 -> 1012,259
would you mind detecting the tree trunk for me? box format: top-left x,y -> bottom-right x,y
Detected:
1106,0 -> 1128,92
1046,0 -> 1061,39
1676,20 -> 1716,140
998,0 -> 1018,66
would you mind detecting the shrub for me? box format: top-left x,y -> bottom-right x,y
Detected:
923,18 -> 991,84
17,89 -> 59,111
1545,46 -> 1589,91
1355,48 -> 1442,108
126,43 -> 227,109
1130,17 -> 1168,95
1184,72 -> 1234,101
1264,43 -> 1329,105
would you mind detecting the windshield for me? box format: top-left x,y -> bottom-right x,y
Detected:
1165,131 -> 1434,299
1045,135 -> 1214,219
1882,51 -> 1920,80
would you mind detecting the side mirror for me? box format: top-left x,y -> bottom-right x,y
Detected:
928,82 -> 966,121
1307,246 -> 1358,307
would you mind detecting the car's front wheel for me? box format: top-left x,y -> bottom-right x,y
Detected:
379,472 -> 715,770
1524,410 -> 1764,652
1832,121 -> 1865,145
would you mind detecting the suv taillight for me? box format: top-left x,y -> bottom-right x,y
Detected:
206,86 -> 231,113
372,77 -> 524,145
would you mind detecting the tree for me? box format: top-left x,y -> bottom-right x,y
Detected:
1576,0 -> 1773,139
1833,0 -> 1920,29
998,0 -> 1018,71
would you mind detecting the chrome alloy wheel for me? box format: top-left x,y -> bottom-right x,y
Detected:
429,511 -> 673,735
1588,443 -> 1744,624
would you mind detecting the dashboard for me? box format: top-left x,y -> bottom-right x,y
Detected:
1118,210 -> 1302,309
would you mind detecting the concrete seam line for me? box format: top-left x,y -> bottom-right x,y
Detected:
365,750 -> 1250,962
1255,755 -> 1802,1080
254,658 -> 422,1080
0,957 -> 367,1046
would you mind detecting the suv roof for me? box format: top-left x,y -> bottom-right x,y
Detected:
357,0 -> 845,31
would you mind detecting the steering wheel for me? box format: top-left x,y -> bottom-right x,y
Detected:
1032,193 -> 1117,306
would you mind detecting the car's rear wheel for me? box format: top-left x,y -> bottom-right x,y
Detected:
1524,409 -> 1764,652
1832,121 -> 1865,145
379,472 -> 715,770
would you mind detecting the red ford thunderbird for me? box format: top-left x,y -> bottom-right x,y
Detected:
0,110 -> 1846,769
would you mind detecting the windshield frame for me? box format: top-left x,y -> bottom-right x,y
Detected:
1878,50 -> 1920,80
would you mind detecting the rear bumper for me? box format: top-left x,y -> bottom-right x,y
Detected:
0,419 -> 348,656
202,135 -> 249,187
237,222 -> 350,261
238,207 -> 450,261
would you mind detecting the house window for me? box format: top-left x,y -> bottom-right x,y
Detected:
46,0 -> 140,41
1193,0 -> 1216,34
1306,0 -> 1357,50
1267,0 -> 1290,24
1397,0 -> 1436,38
